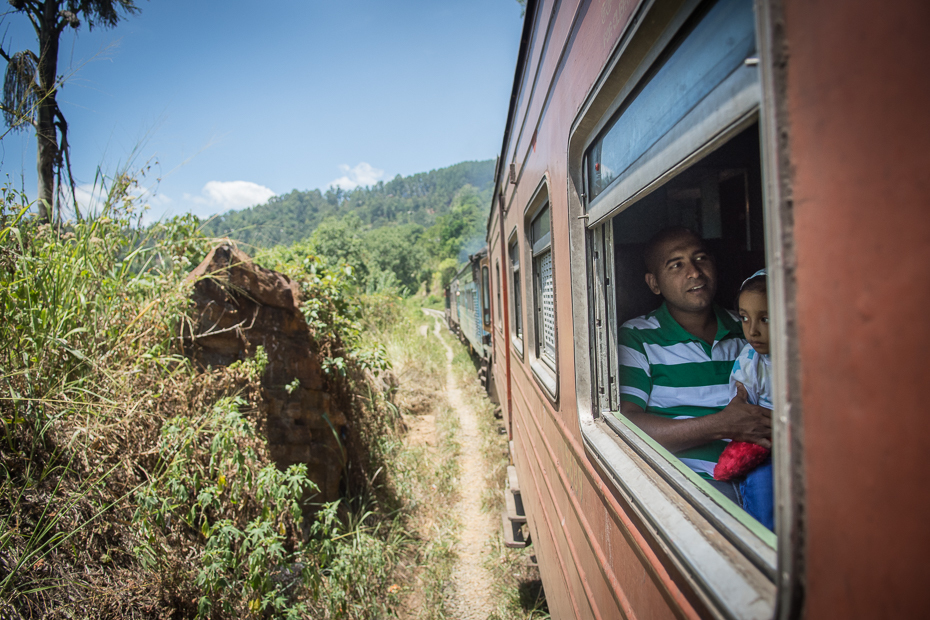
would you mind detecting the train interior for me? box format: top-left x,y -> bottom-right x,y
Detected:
611,121 -> 767,324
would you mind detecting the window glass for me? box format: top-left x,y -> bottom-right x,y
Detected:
510,240 -> 523,339
531,206 -> 551,245
586,0 -> 756,201
591,121 -> 772,539
481,266 -> 491,325
496,262 -> 502,328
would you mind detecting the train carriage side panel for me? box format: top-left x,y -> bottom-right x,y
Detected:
494,0 -> 930,618
493,0 -> 738,618
452,262 -> 474,345
491,0 -> 809,618
782,0 -> 930,616
488,206 -> 509,416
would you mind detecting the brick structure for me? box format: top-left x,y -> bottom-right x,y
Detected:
185,244 -> 346,502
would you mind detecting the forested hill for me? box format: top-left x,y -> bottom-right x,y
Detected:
202,159 -> 495,248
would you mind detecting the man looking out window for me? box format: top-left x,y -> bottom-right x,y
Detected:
617,227 -> 771,501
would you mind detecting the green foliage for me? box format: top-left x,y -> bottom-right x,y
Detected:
254,243 -> 392,382
133,396 -> 318,618
306,502 -> 406,619
425,184 -> 488,261
307,214 -> 369,281
202,160 -> 494,249
438,257 -> 459,288
0,175 -> 214,615
0,174 -> 406,617
0,183 -> 206,422
365,224 -> 429,294
228,345 -> 270,380
202,161 -> 495,296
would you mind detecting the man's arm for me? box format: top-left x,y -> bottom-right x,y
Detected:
620,382 -> 773,452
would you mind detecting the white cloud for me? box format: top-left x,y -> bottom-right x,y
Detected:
329,162 -> 385,191
184,180 -> 277,212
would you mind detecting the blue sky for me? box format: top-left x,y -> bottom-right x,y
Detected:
0,1 -> 524,221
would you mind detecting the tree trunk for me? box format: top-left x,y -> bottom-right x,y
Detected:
36,101 -> 56,224
34,0 -> 61,224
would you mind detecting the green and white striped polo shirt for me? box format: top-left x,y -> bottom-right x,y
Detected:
617,302 -> 746,479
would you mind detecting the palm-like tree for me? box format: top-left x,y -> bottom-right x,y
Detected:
1,0 -> 140,223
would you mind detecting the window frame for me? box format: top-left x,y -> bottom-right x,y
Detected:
524,180 -> 558,402
481,264 -> 491,328
564,0 -> 797,617
508,229 -> 524,358
531,205 -> 554,366
495,261 -> 503,334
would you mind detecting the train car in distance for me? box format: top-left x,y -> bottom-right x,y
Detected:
445,247 -> 495,392
485,0 -> 930,618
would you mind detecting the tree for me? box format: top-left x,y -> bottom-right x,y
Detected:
426,184 -> 488,261
0,0 -> 140,223
308,214 -> 369,282
364,224 -> 428,293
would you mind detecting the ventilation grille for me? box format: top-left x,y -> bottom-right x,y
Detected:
540,250 -> 555,360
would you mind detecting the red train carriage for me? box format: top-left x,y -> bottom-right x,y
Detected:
486,0 -> 930,617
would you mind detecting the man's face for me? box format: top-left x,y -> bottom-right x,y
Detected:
645,234 -> 717,315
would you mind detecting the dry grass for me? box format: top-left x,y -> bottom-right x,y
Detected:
0,195 -> 431,618
359,305 -> 460,620
443,330 -> 550,620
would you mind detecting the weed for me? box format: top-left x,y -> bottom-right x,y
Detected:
133,396 -> 318,618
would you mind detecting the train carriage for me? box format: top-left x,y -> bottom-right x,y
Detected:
486,0 -> 930,618
446,248 -> 495,391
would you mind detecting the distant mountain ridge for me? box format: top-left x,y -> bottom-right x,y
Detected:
202,159 -> 495,248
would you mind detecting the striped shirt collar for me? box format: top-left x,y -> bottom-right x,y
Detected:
654,301 -> 743,347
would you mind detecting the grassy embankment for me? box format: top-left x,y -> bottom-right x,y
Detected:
0,182 -> 412,619
0,177 -> 545,618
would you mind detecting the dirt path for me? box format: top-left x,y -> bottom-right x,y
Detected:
425,312 -> 496,619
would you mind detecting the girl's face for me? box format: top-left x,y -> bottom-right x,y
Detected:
738,290 -> 770,355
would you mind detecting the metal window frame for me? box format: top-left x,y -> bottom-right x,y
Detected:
524,179 -> 559,402
481,265 -> 491,326
495,261 -> 503,334
508,229 -> 524,358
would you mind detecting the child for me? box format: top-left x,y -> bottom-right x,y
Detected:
713,269 -> 774,530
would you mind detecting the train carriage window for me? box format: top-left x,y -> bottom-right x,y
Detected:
495,262 -> 503,332
509,235 -> 523,350
569,0 -> 784,615
525,186 -> 558,401
481,265 -> 491,326
531,205 -> 555,366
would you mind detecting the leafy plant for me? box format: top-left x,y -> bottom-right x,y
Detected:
133,396 -> 319,618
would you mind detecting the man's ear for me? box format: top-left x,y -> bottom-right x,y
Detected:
645,272 -> 661,295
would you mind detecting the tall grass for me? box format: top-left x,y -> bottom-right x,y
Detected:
0,178 -> 430,618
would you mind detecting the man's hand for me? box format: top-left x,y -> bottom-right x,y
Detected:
619,382 -> 772,453
715,382 -> 773,448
